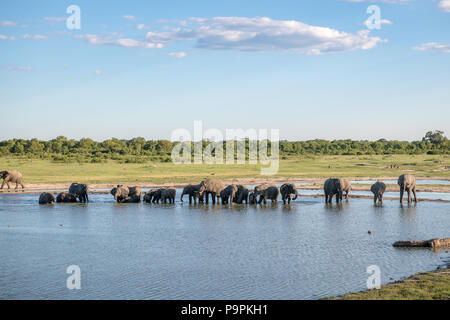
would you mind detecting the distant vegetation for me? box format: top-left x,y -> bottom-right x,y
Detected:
0,131 -> 447,164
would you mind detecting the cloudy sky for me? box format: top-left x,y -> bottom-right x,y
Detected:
0,0 -> 449,141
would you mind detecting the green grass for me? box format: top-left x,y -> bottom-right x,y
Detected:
1,154 -> 449,184
326,269 -> 450,300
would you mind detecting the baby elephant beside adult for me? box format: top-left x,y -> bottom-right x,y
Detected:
0,170 -> 25,190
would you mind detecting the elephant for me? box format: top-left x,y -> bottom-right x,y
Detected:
199,179 -> 226,204
69,183 -> 89,203
280,183 -> 299,204
56,192 -> 78,203
339,178 -> 352,201
111,185 -> 129,201
232,185 -> 249,204
144,189 -> 161,203
180,184 -> 202,204
248,192 -> 258,205
0,170 -> 25,190
160,188 -> 176,204
118,194 -> 141,203
371,181 -> 386,204
39,192 -> 55,204
220,185 -> 238,204
254,184 -> 279,204
324,178 -> 342,203
398,174 -> 417,204
192,190 -> 204,204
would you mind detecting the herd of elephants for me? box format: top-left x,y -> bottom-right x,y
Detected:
0,170 -> 419,206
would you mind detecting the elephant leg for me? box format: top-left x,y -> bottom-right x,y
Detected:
413,188 -> 417,203
0,181 -> 4,189
345,191 -> 349,200
211,192 -> 216,205
189,195 -> 193,204
6,181 -> 10,189
400,189 -> 404,203
407,189 -> 411,204
374,195 -> 377,204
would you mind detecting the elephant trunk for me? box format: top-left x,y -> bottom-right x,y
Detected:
293,188 -> 298,200
180,191 -> 184,202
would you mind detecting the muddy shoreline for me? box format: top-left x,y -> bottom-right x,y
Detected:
1,176 -> 449,193
1,177 -> 449,202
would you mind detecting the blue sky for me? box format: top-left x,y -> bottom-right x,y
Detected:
0,0 -> 449,141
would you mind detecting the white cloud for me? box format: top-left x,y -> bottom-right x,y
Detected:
0,21 -> 17,27
413,42 -> 450,53
43,17 -> 66,22
438,0 -> 450,12
0,34 -> 15,40
168,52 -> 187,58
21,34 -> 47,40
145,17 -> 386,55
5,65 -> 33,72
344,0 -> 407,3
123,15 -> 136,21
74,33 -> 163,48
94,70 -> 103,76
136,24 -> 146,30
363,18 -> 392,26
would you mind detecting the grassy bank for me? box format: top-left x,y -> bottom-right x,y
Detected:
327,269 -> 450,300
1,154 -> 449,184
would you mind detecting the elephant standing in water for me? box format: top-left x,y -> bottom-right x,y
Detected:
160,188 -> 176,204
111,185 -> 142,203
324,178 -> 342,203
255,184 -> 279,204
232,185 -> 249,204
0,170 -> 25,190
69,183 -> 89,203
371,181 -> 386,204
280,183 -> 299,204
39,192 -> 55,204
199,179 -> 226,204
339,178 -> 351,201
220,185 -> 238,204
56,192 -> 78,203
180,184 -> 202,204
144,189 -> 160,203
398,174 -> 417,204
248,192 -> 258,204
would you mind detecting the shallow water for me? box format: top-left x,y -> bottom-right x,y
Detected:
0,192 -> 449,300
299,189 -> 450,201
350,179 -> 450,185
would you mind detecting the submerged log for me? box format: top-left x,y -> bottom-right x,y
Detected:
393,238 -> 450,248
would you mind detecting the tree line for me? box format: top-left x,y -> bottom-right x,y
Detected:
0,131 -> 447,163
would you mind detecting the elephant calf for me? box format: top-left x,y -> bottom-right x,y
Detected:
69,183 -> 89,203
340,178 -> 351,200
1,170 -> 25,190
398,174 -> 417,204
280,183 -> 299,204
232,185 -> 249,204
371,181 -> 386,204
39,192 -> 55,204
56,192 -> 78,203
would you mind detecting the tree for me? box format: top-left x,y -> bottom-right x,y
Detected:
422,130 -> 446,144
